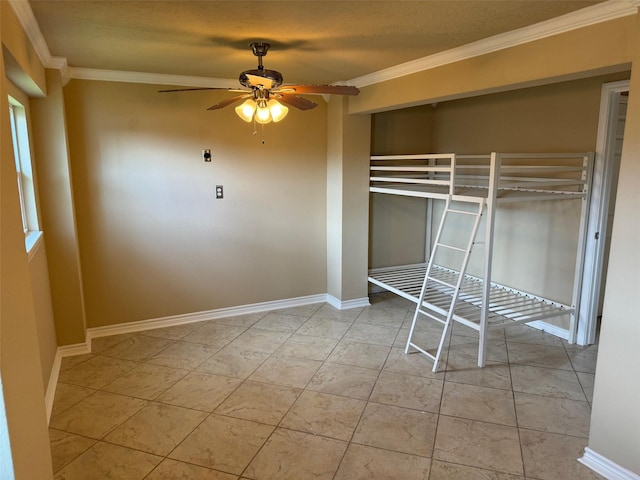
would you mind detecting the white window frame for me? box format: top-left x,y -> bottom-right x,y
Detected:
8,95 -> 42,255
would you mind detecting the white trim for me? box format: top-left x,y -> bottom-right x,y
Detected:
577,80 -> 630,346
326,295 -> 371,310
87,293 -> 327,339
25,230 -> 43,261
45,342 -> 91,424
349,1 -> 639,87
9,0 -> 638,89
68,68 -> 238,89
7,0 -> 52,67
525,320 -> 570,341
579,447 -> 640,480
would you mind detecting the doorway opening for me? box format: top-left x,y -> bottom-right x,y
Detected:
575,80 -> 629,345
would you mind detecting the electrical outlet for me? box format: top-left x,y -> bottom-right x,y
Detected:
203,149 -> 212,162
215,185 -> 223,199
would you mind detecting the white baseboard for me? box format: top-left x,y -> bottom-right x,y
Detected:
326,295 -> 370,310
45,342 -> 91,424
579,447 -> 640,480
524,319 -> 570,340
87,293 -> 328,339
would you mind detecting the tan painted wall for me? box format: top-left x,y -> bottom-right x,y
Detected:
30,69 -> 87,346
587,13 -> 640,474
326,96 -> 371,302
1,3 -> 54,477
5,79 -> 58,390
63,80 -> 328,328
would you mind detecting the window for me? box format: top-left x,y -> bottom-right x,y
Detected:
8,97 -> 41,253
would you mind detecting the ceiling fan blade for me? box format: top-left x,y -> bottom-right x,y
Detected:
207,94 -> 252,111
276,85 -> 360,96
158,87 -> 249,93
245,73 -> 274,90
274,93 -> 318,111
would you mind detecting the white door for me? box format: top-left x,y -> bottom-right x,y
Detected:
576,80 -> 629,346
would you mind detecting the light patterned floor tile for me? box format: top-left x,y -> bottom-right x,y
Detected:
444,355 -> 511,390
156,372 -> 242,411
226,328 -> 292,353
507,343 -> 573,370
101,334 -> 175,361
51,383 -> 97,418
334,443 -> 431,480
280,390 -> 366,440
433,415 -> 523,475
306,362 -> 379,400
429,460 -> 524,479
50,391 -> 147,439
352,402 -> 438,457
344,322 -> 400,346
49,293 -> 602,480
326,339 -> 391,370
248,355 -> 322,388
251,312 -> 309,332
370,370 -> 443,413
519,429 -> 606,480
49,429 -> 96,473
296,317 -> 352,339
146,341 -> 219,370
104,402 -> 208,455
243,428 -> 347,480
383,347 -> 446,380
514,392 -> 591,437
197,345 -> 271,379
510,364 -> 586,401
181,323 -> 247,347
169,414 -> 273,475
440,382 -> 516,426
274,334 -> 339,361
102,363 -> 188,400
146,459 -> 238,479
57,355 -> 139,389
215,380 -> 301,424
53,441 -> 161,480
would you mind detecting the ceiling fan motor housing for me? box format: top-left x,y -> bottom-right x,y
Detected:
239,69 -> 284,88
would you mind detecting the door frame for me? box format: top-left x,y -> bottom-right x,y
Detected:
575,79 -> 629,345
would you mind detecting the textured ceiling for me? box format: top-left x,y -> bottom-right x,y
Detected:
29,1 -> 603,86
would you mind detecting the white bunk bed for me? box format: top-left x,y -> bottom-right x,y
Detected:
368,152 -> 594,371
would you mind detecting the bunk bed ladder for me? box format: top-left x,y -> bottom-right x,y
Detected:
404,196 -> 485,372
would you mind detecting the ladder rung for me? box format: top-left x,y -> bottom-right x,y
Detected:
434,242 -> 467,253
407,343 -> 437,361
417,309 -> 447,324
446,208 -> 479,216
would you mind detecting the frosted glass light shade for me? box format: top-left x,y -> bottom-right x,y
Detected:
255,101 -> 272,124
235,99 -> 256,122
268,99 -> 288,122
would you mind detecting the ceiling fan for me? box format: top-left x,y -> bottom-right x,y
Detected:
159,42 -> 360,124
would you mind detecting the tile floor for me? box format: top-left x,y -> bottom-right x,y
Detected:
49,293 -> 604,479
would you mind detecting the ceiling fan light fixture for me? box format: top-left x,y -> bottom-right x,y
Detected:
268,99 -> 288,122
255,99 -> 272,124
235,99 -> 256,122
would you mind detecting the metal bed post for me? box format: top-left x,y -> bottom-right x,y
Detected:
568,152 -> 595,344
478,152 -> 500,367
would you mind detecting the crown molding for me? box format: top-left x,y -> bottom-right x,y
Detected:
349,0 -> 640,87
9,0 -> 640,89
7,0 -> 52,66
69,67 -> 238,88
